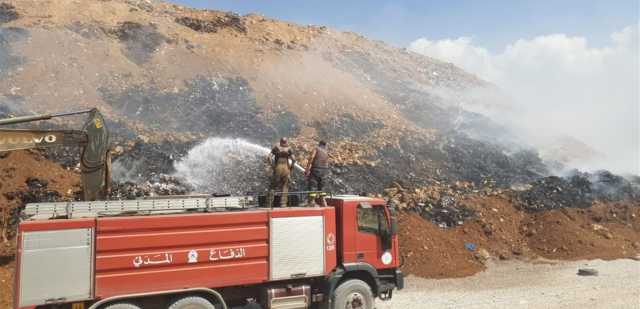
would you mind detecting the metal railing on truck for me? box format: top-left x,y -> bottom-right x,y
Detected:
21,191 -> 330,220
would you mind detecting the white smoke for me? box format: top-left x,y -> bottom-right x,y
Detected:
409,24 -> 639,175
173,137 -> 273,194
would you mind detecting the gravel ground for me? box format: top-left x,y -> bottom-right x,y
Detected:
377,259 -> 640,309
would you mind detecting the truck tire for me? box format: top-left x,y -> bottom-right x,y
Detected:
168,296 -> 216,309
332,279 -> 374,309
103,303 -> 141,309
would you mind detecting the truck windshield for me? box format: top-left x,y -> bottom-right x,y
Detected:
357,204 -> 388,235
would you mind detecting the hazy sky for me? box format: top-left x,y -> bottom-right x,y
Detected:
172,0 -> 638,50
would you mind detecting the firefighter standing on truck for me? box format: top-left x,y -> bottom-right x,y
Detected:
305,140 -> 329,192
270,137 -> 295,207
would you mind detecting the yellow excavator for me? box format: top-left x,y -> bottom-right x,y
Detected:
0,108 -> 111,241
0,108 -> 111,200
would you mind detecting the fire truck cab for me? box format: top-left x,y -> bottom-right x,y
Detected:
14,194 -> 403,309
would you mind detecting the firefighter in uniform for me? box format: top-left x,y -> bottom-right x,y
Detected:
305,140 -> 329,192
270,137 -> 295,207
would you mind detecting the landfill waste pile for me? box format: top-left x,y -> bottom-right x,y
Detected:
0,1 -> 639,307
512,171 -> 640,212
109,174 -> 193,200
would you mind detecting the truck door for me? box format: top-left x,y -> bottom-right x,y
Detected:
354,203 -> 395,269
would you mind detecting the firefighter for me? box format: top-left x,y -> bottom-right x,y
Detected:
270,137 -> 295,207
305,140 -> 329,192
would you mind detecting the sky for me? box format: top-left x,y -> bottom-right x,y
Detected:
172,0 -> 638,50
171,0 -> 640,174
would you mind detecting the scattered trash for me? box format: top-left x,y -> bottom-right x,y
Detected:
176,13 -> 247,34
513,171 -> 640,212
474,248 -> 490,262
577,268 -> 599,276
0,3 -> 18,24
108,21 -> 168,64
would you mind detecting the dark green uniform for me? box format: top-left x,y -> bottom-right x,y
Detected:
271,144 -> 294,207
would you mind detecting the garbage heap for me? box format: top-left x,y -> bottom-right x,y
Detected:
384,181 -> 483,228
512,170 -> 640,211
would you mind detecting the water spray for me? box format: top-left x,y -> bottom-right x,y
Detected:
173,137 -> 305,194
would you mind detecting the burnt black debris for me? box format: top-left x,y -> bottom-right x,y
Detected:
0,3 -> 18,24
590,170 -> 640,201
270,110 -> 301,139
43,146 -> 80,170
20,177 -> 62,204
513,171 -> 640,211
385,181 -> 478,228
109,174 -> 193,200
175,13 -> 247,34
5,177 -> 64,233
99,76 -> 300,142
0,27 -> 28,78
441,133 -> 549,187
418,201 -> 476,228
315,114 -> 384,140
111,140 -> 192,182
109,21 -> 168,65
514,176 -> 592,211
66,22 -> 108,39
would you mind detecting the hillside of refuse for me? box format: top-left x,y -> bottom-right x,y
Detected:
0,1 -> 639,307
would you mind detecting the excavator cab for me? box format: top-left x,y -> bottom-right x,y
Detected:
0,108 -> 111,201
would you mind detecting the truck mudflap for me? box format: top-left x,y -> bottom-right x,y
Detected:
395,269 -> 404,290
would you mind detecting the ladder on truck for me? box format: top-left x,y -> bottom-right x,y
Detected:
23,195 -> 256,220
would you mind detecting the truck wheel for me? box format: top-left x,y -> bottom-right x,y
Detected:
103,303 -> 141,309
332,279 -> 374,309
168,296 -> 216,309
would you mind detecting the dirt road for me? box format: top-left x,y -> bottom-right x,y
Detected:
378,259 -> 640,309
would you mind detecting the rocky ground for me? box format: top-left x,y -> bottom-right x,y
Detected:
378,259 -> 640,309
0,1 -> 639,308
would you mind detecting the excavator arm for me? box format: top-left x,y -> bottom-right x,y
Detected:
0,108 -> 111,201
0,129 -> 88,151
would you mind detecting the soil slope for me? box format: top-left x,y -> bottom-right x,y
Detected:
0,0 -> 551,195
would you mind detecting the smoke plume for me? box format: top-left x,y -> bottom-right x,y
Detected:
409,24 -> 639,175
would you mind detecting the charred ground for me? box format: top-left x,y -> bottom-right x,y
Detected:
0,0 -> 639,307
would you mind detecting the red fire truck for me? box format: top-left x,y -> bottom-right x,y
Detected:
14,194 -> 403,309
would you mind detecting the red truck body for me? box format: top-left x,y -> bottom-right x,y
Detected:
14,195 -> 403,309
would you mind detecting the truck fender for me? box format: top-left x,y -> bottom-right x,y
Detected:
328,263 -> 380,298
88,288 -> 228,309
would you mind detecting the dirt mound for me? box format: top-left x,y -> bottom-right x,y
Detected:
523,202 -> 640,260
399,211 -> 485,278
0,150 -> 79,309
0,151 -> 79,242
399,194 -> 640,278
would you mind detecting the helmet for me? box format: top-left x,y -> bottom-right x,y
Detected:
280,137 -> 288,146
